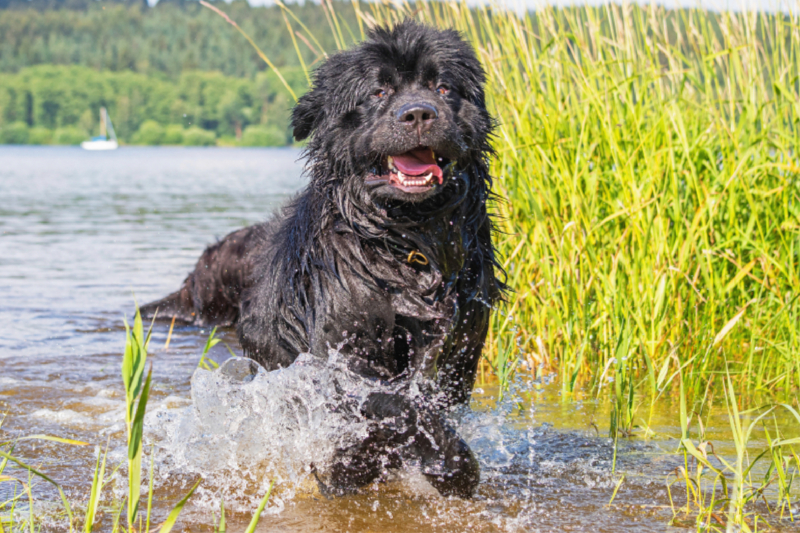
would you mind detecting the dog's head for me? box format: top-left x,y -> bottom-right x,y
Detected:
292,21 -> 492,203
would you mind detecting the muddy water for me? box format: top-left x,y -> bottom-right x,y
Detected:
0,146 -> 796,532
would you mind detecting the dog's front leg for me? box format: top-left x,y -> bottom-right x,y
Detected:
361,391 -> 480,498
319,390 -> 478,498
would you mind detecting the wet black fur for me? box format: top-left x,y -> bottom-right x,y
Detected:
141,21 -> 504,498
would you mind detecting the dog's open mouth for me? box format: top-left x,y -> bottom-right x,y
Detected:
367,147 -> 450,193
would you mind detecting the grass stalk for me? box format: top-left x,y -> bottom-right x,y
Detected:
121,305 -> 155,530
244,481 -> 276,533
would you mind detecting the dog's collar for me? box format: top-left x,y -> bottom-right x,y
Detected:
383,239 -> 430,268
406,250 -> 429,266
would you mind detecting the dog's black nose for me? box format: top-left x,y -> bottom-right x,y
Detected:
396,102 -> 438,133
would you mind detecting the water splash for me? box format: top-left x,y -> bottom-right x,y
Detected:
144,353 -> 674,530
150,351 -> 393,510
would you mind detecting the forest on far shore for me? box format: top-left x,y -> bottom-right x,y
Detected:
0,0 -> 354,146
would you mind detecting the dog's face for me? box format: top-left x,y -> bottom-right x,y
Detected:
292,22 -> 492,203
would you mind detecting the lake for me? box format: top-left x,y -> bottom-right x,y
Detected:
0,146 -> 791,532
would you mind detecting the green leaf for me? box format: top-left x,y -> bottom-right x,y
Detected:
244,480 -> 275,533
146,445 -> 156,533
771,437 -> 800,446
0,450 -> 74,527
655,356 -> 671,390
652,273 -> 667,320
679,368 -> 688,441
129,368 -> 153,461
713,307 -> 746,347
202,327 -> 220,356
724,258 -> 756,294
121,318 -> 134,400
681,439 -> 728,496
13,435 -> 89,447
128,367 -> 152,527
84,442 -> 109,533
157,478 -> 201,533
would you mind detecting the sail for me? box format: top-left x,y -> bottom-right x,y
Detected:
82,107 -> 119,150
105,108 -> 118,142
100,108 -> 107,139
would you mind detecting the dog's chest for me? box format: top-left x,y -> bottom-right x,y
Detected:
375,218 -> 468,320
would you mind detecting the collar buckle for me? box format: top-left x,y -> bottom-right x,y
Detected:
407,250 -> 429,266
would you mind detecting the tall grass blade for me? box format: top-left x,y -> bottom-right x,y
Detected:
156,479 -> 201,533
244,480 -> 275,533
199,0 -> 298,101
84,441 -> 109,533
8,435 -> 89,447
122,304 -> 153,529
146,445 -> 155,533
217,499 -> 226,533
0,450 -> 75,530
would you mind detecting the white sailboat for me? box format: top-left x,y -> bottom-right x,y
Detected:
81,107 -> 118,150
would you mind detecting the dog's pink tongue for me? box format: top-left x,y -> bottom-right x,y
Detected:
393,149 -> 443,181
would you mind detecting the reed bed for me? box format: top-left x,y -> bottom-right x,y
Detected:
343,1 -> 800,412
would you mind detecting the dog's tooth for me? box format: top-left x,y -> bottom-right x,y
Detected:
388,156 -> 394,170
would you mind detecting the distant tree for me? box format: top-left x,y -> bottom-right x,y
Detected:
53,125 -> 85,144
162,124 -> 184,144
133,119 -> 164,144
182,125 -> 214,146
0,121 -> 29,143
28,126 -> 51,143
241,124 -> 285,147
0,0 -> 357,144
0,2 -> 352,78
0,64 -> 301,144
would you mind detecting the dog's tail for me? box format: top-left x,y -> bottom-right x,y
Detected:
139,277 -> 197,324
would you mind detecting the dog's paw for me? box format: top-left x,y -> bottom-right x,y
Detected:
422,434 -> 480,498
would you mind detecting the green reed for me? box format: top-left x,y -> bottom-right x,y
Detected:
672,365 -> 800,530
0,426 -> 87,532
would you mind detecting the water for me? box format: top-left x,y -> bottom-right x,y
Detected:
0,146 -> 796,532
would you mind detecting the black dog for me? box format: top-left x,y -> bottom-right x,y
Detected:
142,21 -> 504,497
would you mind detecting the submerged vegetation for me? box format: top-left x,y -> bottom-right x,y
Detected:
1,0 -> 800,531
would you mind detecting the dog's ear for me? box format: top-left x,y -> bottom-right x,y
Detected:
291,87 -> 324,141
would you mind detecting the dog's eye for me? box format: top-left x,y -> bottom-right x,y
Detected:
436,85 -> 450,96
374,89 -> 388,99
